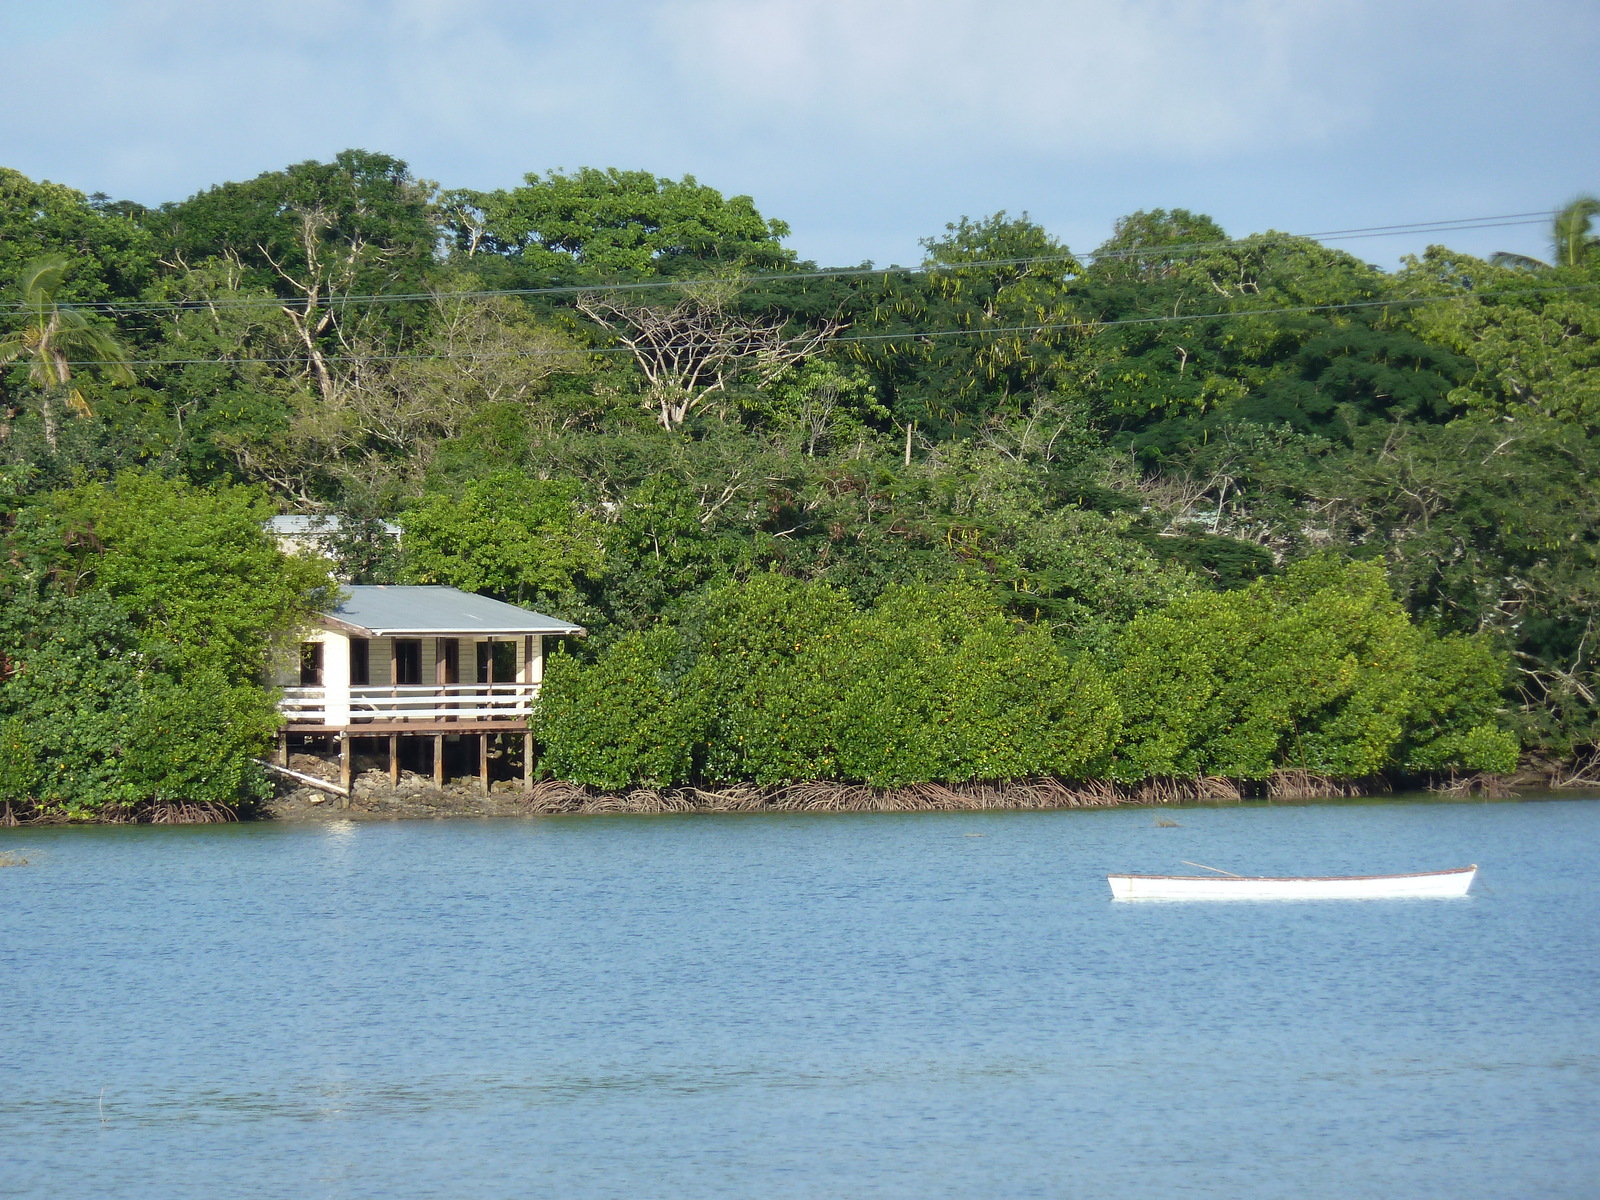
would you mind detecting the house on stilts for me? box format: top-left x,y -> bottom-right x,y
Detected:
273,585 -> 584,792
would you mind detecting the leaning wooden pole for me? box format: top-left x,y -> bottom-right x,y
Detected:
254,759 -> 349,798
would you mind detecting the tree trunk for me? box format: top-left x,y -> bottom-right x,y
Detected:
40,388 -> 59,451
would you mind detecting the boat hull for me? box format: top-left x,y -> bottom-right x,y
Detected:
1107,866 -> 1477,901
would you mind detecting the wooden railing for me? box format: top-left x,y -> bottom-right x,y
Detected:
279,683 -> 538,725
279,687 -> 332,723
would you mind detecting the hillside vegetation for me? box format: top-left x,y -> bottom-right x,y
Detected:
2,154 -> 1596,816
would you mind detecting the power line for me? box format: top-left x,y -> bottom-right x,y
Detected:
6,209 -> 1561,318
1293,211 -> 1559,237
56,280 -> 1600,372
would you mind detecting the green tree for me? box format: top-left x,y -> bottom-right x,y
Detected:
454,168 -> 795,280
0,168 -> 155,305
155,150 -> 438,406
0,472 -> 334,817
594,473 -> 748,632
1295,419 -> 1600,759
534,630 -> 701,789
27,471 -> 334,677
737,359 -> 887,455
535,574 -> 1123,789
400,473 -> 606,610
1109,558 -> 1516,781
1402,248 -> 1600,427
847,213 -> 1085,434
760,581 -> 1120,786
1069,211 -> 1391,429
0,256 -> 136,448
135,256 -> 309,485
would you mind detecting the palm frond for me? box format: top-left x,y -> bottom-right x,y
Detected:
1488,251 -> 1548,271
18,255 -> 70,305
1552,195 -> 1600,268
49,324 -> 136,386
49,306 -> 94,333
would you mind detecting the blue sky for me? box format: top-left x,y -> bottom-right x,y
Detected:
4,0 -> 1597,269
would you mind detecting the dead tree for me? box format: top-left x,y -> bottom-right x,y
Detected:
576,288 -> 846,430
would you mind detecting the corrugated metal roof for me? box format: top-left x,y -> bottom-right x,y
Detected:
321,585 -> 584,636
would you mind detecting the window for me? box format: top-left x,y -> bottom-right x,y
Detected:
477,639 -> 517,684
299,642 -> 323,686
393,639 -> 422,686
350,638 -> 370,686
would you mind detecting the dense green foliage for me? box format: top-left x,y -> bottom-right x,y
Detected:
2,152 -> 1595,811
1108,559 -> 1516,783
534,566 -> 1512,789
0,473 -> 332,817
536,575 -> 1123,788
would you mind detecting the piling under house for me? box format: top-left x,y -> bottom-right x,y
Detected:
274,585 -> 585,792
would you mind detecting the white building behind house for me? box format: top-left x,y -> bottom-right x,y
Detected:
268,514 -> 402,561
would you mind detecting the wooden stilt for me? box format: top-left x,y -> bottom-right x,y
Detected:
479,732 -> 490,794
523,731 -> 535,794
388,734 -> 399,786
338,732 -> 351,796
433,734 -> 444,787
277,731 -> 289,767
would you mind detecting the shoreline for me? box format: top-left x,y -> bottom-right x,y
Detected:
258,766 -> 1528,823
8,764 -> 1589,827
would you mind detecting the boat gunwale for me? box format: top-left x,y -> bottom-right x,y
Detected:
1106,865 -> 1476,883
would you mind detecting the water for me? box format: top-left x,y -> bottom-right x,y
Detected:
3,797 -> 1598,1199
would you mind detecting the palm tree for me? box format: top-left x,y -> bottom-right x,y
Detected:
1490,195 -> 1600,271
1552,196 -> 1600,267
0,256 -> 135,449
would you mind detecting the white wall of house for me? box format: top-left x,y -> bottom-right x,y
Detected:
322,631 -> 351,724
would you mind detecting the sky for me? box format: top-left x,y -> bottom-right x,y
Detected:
3,0 -> 1597,270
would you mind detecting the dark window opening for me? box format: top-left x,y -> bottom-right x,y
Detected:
477,639 -> 517,684
350,638 -> 370,686
393,639 -> 423,686
299,642 -> 323,686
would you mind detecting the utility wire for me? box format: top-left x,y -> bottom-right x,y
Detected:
55,280 -> 1600,372
4,210 -> 1562,317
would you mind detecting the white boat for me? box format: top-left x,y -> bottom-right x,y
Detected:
1107,864 -> 1477,901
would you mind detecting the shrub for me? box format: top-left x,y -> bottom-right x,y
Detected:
535,575 -> 1122,788
1109,557 -> 1517,781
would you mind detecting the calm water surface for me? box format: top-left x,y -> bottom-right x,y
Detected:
3,796 -> 1598,1199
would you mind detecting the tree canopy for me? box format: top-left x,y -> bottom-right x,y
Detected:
2,152 -> 1595,814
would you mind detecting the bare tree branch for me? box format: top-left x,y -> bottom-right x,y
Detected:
576,288 -> 846,429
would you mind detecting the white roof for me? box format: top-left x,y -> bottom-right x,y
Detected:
320,585 -> 584,637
